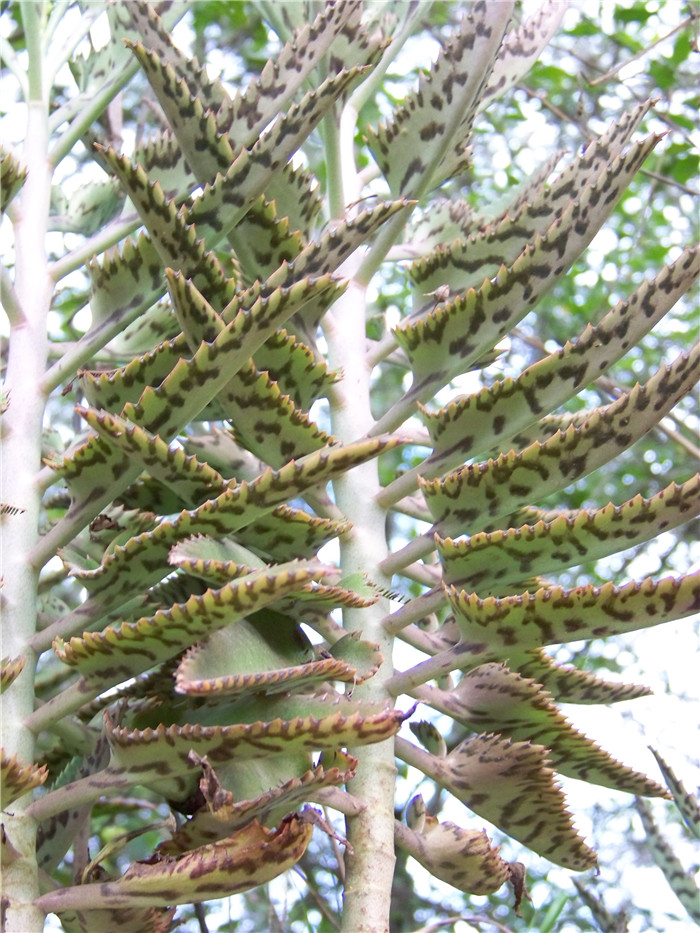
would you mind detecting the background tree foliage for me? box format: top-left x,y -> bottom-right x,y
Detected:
1,2 -> 698,932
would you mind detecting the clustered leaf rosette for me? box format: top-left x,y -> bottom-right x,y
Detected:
13,0 -> 698,926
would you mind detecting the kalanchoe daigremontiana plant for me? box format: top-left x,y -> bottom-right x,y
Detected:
1,2 -> 698,931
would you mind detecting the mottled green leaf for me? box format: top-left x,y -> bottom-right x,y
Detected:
54,562 -> 326,692
511,649 -> 653,706
50,177 -> 125,236
397,733 -> 596,870
48,433 -> 397,633
634,798 -> 700,923
437,475 -> 700,594
128,0 -> 361,159
414,249 -> 700,486
0,146 -> 27,215
1,751 -> 48,807
419,662 -> 667,795
421,346 -> 700,536
480,1 -> 569,107
366,3 -> 512,196
649,749 -> 700,840
409,101 -> 656,300
447,571 -> 700,651
36,811 -> 314,911
98,693 -> 408,800
384,248 -> 700,503
395,809 -> 511,895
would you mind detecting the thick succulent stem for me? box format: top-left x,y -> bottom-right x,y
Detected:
324,279 -> 398,933
0,5 -> 52,929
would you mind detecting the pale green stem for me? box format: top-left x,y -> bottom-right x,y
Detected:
27,769 -> 133,824
322,111 -> 346,220
49,60 -> 141,167
43,2 -> 101,86
0,5 -> 52,929
49,210 -> 141,283
0,265 -> 24,325
384,643 -> 484,697
0,35 -> 29,98
25,678 -> 110,737
325,278 -> 399,933
320,89 -> 404,933
380,529 -> 436,576
383,587 -> 444,635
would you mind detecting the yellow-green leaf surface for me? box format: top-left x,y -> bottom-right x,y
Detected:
421,345 -> 700,535
410,248 -> 700,487
36,811 -> 314,911
102,694 -> 408,798
1,751 -> 48,807
54,563 -> 325,691
366,2 -> 512,197
419,663 -> 667,795
447,571 -> 700,651
397,733 -> 595,870
0,655 -> 25,693
131,128 -> 194,201
409,101 -> 655,300
100,148 -> 233,308
437,476 -> 700,594
253,329 -> 339,410
159,755 -> 356,852
173,609 -> 371,698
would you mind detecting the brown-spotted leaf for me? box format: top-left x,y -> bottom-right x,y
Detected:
395,808 -> 510,895
36,736 -> 112,872
54,562 -> 326,693
1,750 -> 48,807
409,101 -> 656,301
158,754 -> 356,852
0,655 -> 25,693
397,733 -> 595,870
421,345 -> 700,537
36,811 -> 314,911
128,0 -> 359,164
395,248 -> 700,498
515,649 -> 652,705
480,0 -> 569,107
634,798 -> 700,923
436,475 -> 700,595
447,571 -> 700,651
365,3 -> 512,197
421,663 -> 668,795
